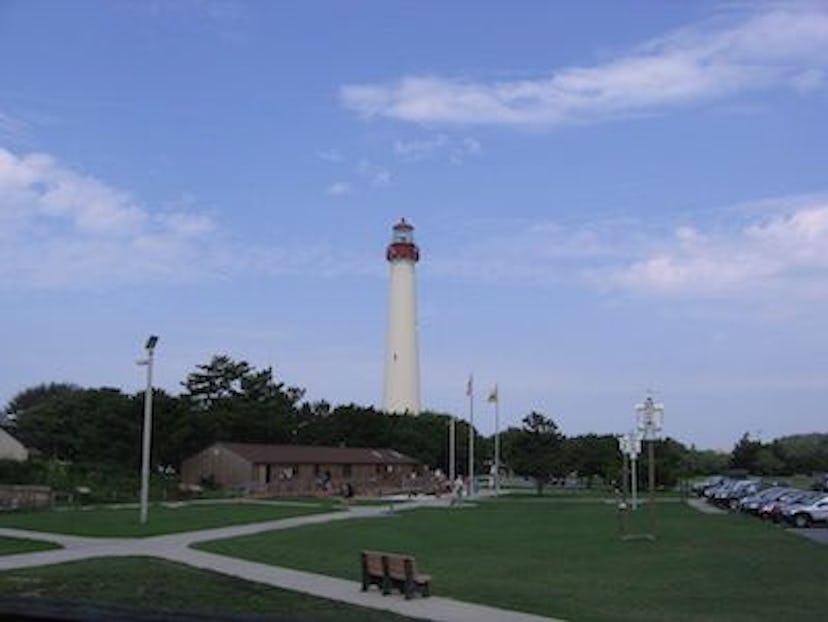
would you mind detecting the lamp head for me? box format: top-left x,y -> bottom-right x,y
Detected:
145,335 -> 159,351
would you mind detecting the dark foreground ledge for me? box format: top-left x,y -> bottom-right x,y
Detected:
0,597 -> 295,622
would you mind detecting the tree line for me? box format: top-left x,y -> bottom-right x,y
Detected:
1,355 -> 825,497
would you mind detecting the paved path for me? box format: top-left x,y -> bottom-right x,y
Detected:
786,527 -> 828,545
0,499 -> 561,622
685,498 -> 726,514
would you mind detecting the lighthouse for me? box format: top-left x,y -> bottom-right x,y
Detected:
383,218 -> 421,414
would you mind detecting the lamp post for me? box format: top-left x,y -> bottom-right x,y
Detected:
618,430 -> 642,509
448,414 -> 456,483
488,384 -> 500,496
635,394 -> 664,501
137,335 -> 158,524
468,375 -> 475,497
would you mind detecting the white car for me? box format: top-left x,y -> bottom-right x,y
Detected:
783,494 -> 828,528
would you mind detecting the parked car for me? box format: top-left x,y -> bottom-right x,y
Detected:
759,489 -> 812,523
691,475 -> 725,497
712,479 -> 762,509
704,478 -> 737,502
739,486 -> 790,514
782,493 -> 828,528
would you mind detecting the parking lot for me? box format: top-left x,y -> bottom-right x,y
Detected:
691,475 -> 828,535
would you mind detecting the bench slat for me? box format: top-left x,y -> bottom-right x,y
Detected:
360,550 -> 430,599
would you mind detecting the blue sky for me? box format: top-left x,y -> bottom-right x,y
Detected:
1,1 -> 827,450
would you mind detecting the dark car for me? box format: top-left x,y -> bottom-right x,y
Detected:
739,486 -> 791,514
691,475 -> 725,497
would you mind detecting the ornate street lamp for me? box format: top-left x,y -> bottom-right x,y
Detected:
635,394 -> 665,502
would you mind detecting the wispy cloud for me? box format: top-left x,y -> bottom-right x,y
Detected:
126,0 -> 250,45
393,134 -> 482,163
608,199 -> 828,297
341,3 -> 828,126
0,110 -> 30,145
326,181 -> 352,196
356,159 -> 392,186
0,148 -> 220,287
317,148 -> 344,163
0,148 -> 377,288
426,194 -> 828,309
427,217 -> 622,283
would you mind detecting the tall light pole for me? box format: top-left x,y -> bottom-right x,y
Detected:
467,374 -> 475,497
635,394 -> 664,502
488,384 -> 500,495
448,414 -> 456,483
137,335 -> 158,524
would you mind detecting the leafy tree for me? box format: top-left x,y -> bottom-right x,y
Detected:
3,383 -> 80,425
502,412 -> 564,495
771,434 -> 828,474
685,446 -> 730,475
563,434 -> 621,487
754,447 -> 786,476
730,432 -> 762,472
181,355 -> 305,447
12,386 -> 139,468
652,437 -> 689,488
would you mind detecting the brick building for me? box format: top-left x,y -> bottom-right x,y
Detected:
181,442 -> 422,496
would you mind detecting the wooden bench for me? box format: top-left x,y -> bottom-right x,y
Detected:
360,550 -> 431,599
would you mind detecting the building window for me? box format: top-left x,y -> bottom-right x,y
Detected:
343,464 -> 352,477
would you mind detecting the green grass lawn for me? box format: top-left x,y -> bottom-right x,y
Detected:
0,557 -> 419,621
198,496 -> 828,622
0,536 -> 60,556
0,501 -> 337,538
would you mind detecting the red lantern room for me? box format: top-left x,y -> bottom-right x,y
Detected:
386,218 -> 420,263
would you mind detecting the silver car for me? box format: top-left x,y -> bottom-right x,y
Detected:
783,493 -> 828,528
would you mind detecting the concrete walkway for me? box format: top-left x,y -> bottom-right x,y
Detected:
685,498 -> 726,514
0,498 -> 562,622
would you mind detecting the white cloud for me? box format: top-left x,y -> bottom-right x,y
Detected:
341,3 -> 828,126
0,110 -> 29,144
327,181 -> 352,196
394,135 -> 449,160
0,148 -> 226,287
0,148 -> 383,289
607,201 -> 828,296
791,68 -> 825,92
371,170 -> 391,186
425,196 -> 828,308
393,134 -> 482,163
317,148 -> 344,163
426,217 -> 621,283
356,159 -> 392,187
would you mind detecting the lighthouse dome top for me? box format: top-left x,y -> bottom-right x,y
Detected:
386,218 -> 419,263
393,218 -> 414,231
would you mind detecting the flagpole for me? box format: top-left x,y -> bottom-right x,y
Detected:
494,389 -> 500,496
468,374 -> 475,497
449,415 -> 456,483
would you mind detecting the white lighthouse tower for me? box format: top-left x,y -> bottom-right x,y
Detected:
383,218 -> 421,414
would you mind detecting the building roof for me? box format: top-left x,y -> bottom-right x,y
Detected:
217,442 -> 419,465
